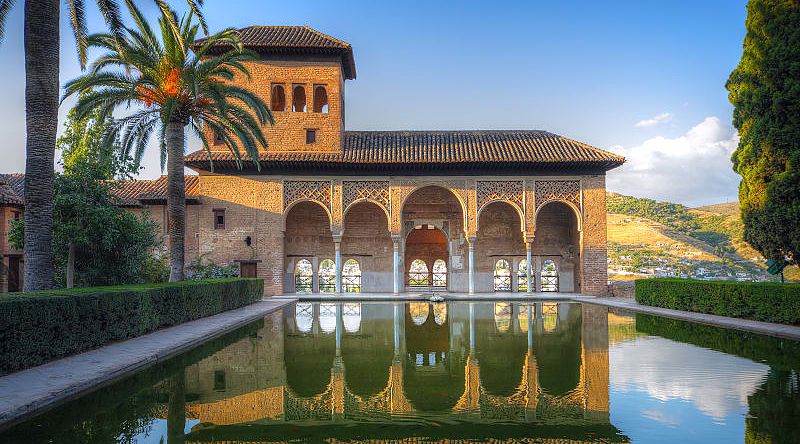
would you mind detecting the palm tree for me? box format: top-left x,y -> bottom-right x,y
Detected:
0,0 -> 206,291
64,3 -> 271,281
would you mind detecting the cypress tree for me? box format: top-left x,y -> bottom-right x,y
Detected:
726,0 -> 800,265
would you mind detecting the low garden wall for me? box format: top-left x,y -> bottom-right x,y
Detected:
635,278 -> 800,325
0,278 -> 263,374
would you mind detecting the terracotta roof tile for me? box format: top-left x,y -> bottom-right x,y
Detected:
112,176 -> 199,206
0,174 -> 199,207
194,26 -> 356,79
0,174 -> 24,206
185,130 -> 625,173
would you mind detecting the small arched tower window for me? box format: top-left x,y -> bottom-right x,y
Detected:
292,85 -> 306,112
271,84 -> 285,112
313,85 -> 328,113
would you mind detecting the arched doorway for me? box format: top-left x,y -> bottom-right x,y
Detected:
284,200 -> 333,294
534,201 -> 581,292
405,227 -> 447,289
401,186 -> 466,292
475,201 -> 525,293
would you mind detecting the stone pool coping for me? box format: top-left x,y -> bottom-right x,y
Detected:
0,298 -> 296,430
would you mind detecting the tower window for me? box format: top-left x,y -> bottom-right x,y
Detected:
213,131 -> 223,145
270,84 -> 285,112
313,85 -> 328,113
213,208 -> 225,229
306,129 -> 317,144
292,85 -> 306,112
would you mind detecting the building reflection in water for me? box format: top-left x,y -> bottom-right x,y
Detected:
171,301 -> 618,442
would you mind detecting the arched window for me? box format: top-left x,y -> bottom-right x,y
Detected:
343,302 -> 361,333
342,259 -> 361,293
295,259 -> 313,293
271,84 -> 285,112
319,259 -> 336,293
432,259 -> 447,288
541,260 -> 558,292
408,259 -> 429,287
409,302 -> 429,326
292,85 -> 306,112
494,302 -> 511,333
319,303 -> 336,333
494,259 -> 512,291
518,259 -> 528,292
295,302 -> 313,333
313,85 -> 328,113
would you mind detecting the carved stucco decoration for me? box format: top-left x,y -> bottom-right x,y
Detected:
343,180 -> 390,213
283,180 -> 332,213
476,180 -> 524,214
534,180 -> 581,213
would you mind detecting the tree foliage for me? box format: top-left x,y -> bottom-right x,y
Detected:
10,106 -> 162,288
726,0 -> 800,265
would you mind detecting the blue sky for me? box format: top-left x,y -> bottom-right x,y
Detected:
0,0 -> 748,206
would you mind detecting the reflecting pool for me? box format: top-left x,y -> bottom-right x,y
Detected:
1,301 -> 798,443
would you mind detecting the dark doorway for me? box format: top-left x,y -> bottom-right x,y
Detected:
8,256 -> 21,292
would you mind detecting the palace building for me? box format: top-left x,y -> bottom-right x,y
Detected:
1,26 -> 624,296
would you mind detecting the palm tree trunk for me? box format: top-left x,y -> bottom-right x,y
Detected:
22,0 -> 60,291
166,120 -> 186,281
66,242 -> 75,288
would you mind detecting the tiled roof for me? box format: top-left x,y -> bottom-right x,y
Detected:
184,130 -> 625,173
0,174 -> 199,207
112,176 -> 200,206
194,26 -> 356,79
0,174 -> 24,206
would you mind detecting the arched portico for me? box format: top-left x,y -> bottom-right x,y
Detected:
532,201 -> 581,292
400,186 -> 467,292
284,200 -> 335,294
474,201 -> 527,293
341,201 -> 393,292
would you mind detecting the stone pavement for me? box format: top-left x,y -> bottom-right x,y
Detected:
0,298 -> 295,429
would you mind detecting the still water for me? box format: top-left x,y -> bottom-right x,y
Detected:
1,301 -> 798,443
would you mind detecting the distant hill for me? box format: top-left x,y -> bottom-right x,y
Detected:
606,192 -> 798,282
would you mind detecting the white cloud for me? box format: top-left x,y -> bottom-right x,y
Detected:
611,336 -> 769,421
607,116 -> 740,207
634,112 -> 673,128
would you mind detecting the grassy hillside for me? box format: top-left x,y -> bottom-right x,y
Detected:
607,192 -> 798,282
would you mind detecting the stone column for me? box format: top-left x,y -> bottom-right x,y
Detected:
334,238 -> 342,294
526,241 -> 533,294
468,238 -> 475,295
393,237 -> 401,295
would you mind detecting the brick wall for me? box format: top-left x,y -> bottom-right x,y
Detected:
580,175 -> 608,295
205,60 -> 344,154
341,202 -> 393,291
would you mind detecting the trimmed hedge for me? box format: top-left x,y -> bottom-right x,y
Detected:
0,278 -> 263,374
635,278 -> 800,325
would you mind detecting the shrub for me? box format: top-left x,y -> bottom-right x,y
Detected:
0,278 -> 263,374
635,278 -> 800,325
186,259 -> 240,280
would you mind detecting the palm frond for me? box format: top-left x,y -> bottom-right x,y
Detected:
68,0 -> 89,68
0,0 -> 16,41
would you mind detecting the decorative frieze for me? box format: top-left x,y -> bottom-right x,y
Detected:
534,180 -> 581,212
343,180 -> 390,212
283,180 -> 331,212
476,180 -> 524,213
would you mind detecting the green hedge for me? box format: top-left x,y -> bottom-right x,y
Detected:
635,278 -> 800,325
0,278 -> 263,374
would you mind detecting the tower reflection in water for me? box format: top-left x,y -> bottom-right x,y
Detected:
178,301 -> 620,442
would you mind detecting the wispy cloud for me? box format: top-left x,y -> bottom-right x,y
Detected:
634,112 -> 673,128
608,116 -> 740,206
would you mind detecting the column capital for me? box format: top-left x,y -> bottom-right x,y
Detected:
333,235 -> 343,244
524,233 -> 535,244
